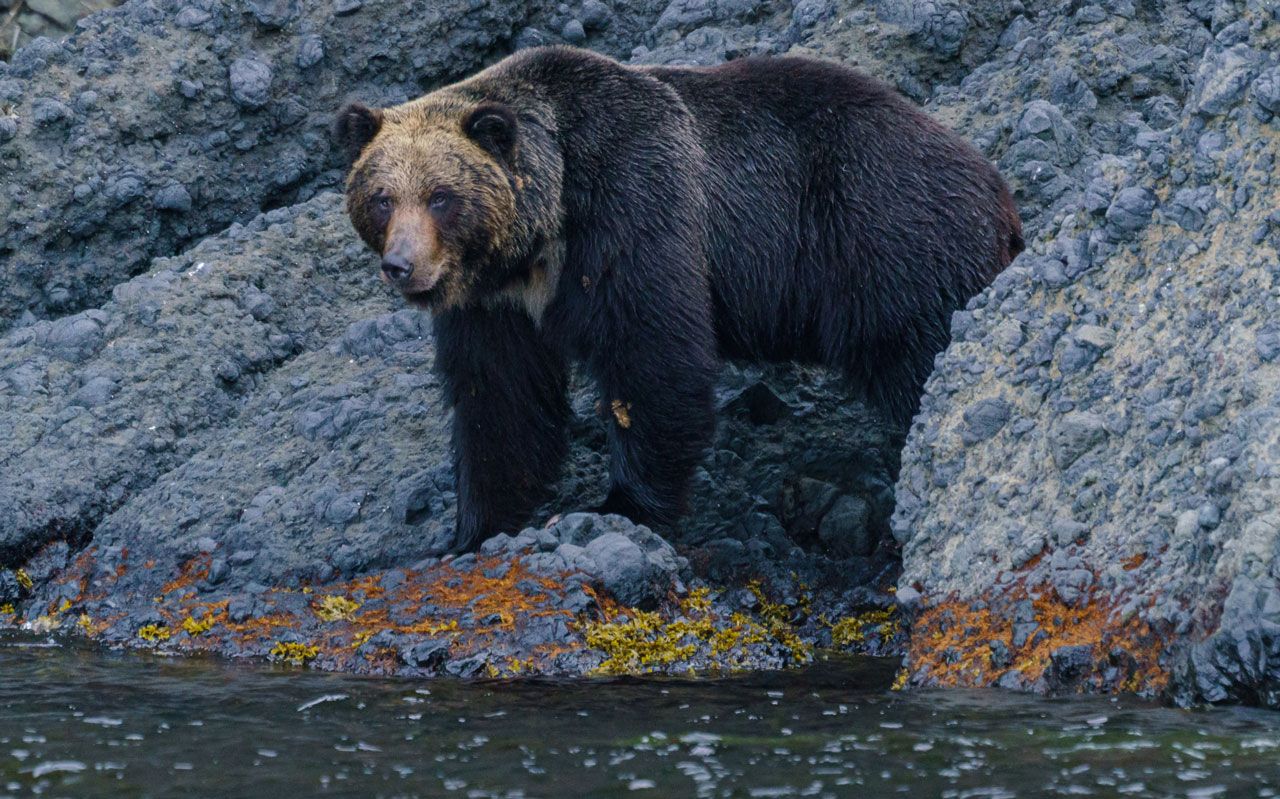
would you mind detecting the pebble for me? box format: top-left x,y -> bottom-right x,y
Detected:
228,57 -> 273,109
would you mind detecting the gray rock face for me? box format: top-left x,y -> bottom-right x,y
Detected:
893,1 -> 1280,705
0,0 -> 545,328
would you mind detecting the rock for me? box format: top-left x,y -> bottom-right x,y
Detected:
400,638 -> 449,669
154,184 -> 193,213
0,570 -> 20,604
581,0 -> 611,30
523,514 -> 688,608
1253,67 -> 1280,115
175,7 -> 212,28
792,0 -> 833,31
874,0 -> 969,57
228,58 -> 273,109
1049,412 -> 1107,469
817,495 -> 873,557
70,376 -> 118,407
562,19 -> 587,44
1193,44 -> 1257,117
895,0 -> 1280,706
961,398 -> 1010,444
1046,645 -> 1095,691
227,594 -> 256,622
26,0 -> 78,27
1104,187 -> 1156,237
296,35 -> 325,69
245,0 -> 300,28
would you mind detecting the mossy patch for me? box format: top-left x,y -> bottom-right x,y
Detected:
181,615 -> 215,636
137,623 -> 171,642
270,641 -> 319,665
313,595 -> 361,622
829,608 -> 901,648
583,586 -> 813,675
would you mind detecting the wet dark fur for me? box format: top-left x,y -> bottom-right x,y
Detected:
337,46 -> 1023,552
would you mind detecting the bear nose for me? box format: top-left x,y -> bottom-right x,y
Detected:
381,252 -> 413,285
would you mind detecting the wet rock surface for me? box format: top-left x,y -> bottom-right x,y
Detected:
2,0 -> 1277,702
892,1 -> 1280,706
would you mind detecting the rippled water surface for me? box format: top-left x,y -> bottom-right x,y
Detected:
3,632 -> 1279,797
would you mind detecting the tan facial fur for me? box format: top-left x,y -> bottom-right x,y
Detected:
345,100 -> 520,310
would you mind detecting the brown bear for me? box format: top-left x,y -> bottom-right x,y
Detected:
336,46 -> 1022,553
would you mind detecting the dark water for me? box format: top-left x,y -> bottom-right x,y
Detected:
3,633 -> 1279,798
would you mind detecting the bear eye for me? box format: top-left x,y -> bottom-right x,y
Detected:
428,189 -> 454,212
376,194 -> 393,212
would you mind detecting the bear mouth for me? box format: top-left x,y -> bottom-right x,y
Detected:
402,284 -> 444,308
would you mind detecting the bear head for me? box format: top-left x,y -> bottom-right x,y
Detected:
335,91 -> 563,311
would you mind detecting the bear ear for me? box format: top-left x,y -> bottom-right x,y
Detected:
464,102 -> 517,160
334,103 -> 384,167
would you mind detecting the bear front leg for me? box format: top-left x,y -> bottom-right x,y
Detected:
587,293 -> 719,529
432,305 -> 570,552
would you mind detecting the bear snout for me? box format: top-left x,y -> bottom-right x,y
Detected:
380,251 -> 413,285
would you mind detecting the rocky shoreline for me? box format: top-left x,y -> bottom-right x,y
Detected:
2,0 -> 1279,705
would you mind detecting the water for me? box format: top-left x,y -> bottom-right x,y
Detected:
3,632 -> 1279,798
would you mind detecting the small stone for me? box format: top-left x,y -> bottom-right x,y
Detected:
988,639 -> 1011,669
1105,187 -> 1156,237
245,0 -> 299,28
1012,621 -> 1039,648
1198,503 -> 1221,529
44,312 -> 105,362
207,558 -> 229,586
1047,644 -> 1095,689
1051,518 -> 1089,546
228,549 -> 258,566
227,595 -> 256,622
333,0 -> 362,16
1255,326 -> 1280,362
1174,510 -> 1200,541
70,376 -> 118,407
0,571 -> 21,604
31,97 -> 72,126
962,398 -> 1011,444
581,0 -> 611,29
1253,68 -> 1280,115
817,495 -> 874,557
323,491 -> 363,524
27,0 -> 78,27
1050,412 -> 1107,469
894,585 -> 921,609
296,34 -> 324,68
229,57 -> 272,109
1073,325 -> 1115,350
154,183 -> 192,212
1193,44 -> 1257,117
792,0 -> 833,29
400,638 -> 449,669
175,6 -> 211,27
561,18 -> 586,44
